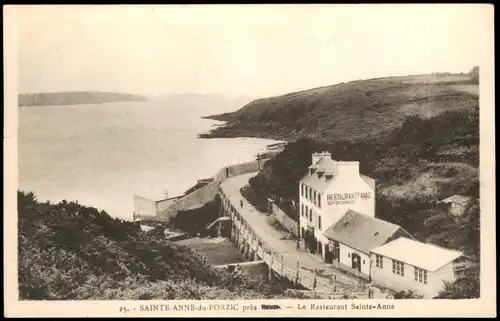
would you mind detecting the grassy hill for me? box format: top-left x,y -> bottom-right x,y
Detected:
204,68 -> 480,260
200,71 -> 479,142
18,91 -> 147,107
18,191 -> 299,300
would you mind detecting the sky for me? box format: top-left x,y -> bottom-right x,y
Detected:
15,4 -> 491,98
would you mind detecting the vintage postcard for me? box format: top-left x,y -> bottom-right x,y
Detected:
4,4 -> 496,318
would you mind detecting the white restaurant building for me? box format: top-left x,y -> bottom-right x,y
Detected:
298,152 -> 376,258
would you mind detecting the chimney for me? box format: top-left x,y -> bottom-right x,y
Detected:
336,161 -> 360,177
312,151 -> 332,165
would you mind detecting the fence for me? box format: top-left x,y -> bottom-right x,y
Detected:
226,192 -> 369,295
285,289 -> 370,299
235,225 -> 366,294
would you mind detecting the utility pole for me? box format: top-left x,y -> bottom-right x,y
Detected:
256,153 -> 262,171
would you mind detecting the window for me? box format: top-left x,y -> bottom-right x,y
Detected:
309,208 -> 313,221
305,205 -> 308,218
301,204 -> 304,216
392,260 -> 405,276
318,194 -> 321,208
301,184 -> 304,197
375,255 -> 384,269
318,216 -> 322,229
313,190 -> 316,205
414,267 -> 427,284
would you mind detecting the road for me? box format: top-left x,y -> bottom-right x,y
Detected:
220,172 -> 369,294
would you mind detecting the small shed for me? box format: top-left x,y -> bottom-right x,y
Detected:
437,195 -> 472,216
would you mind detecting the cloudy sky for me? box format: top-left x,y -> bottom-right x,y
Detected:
16,5 -> 491,98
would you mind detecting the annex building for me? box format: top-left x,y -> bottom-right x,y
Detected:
370,237 -> 475,298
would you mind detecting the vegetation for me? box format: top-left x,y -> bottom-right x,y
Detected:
201,71 -> 479,142
435,275 -> 480,299
18,191 -> 300,300
167,195 -> 222,237
246,107 -> 480,258
393,290 -> 425,299
240,185 -> 271,214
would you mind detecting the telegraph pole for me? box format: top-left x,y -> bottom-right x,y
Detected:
256,153 -> 262,171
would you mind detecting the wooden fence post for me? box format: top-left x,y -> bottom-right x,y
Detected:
330,274 -> 334,297
268,250 -> 274,280
280,254 -> 284,276
313,268 -> 317,298
295,261 -> 300,286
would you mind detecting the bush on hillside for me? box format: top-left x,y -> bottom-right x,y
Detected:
434,276 -> 480,299
167,195 -> 222,237
240,184 -> 271,214
18,191 -> 301,300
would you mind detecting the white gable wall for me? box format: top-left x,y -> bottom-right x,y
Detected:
322,172 -> 376,231
338,243 -> 371,276
369,253 -> 456,298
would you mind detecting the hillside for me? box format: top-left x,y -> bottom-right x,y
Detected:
18,191 -> 298,300
247,108 -> 480,258
200,69 -> 480,260
18,91 -> 147,107
200,71 -> 479,142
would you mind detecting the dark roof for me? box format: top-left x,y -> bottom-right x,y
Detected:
300,157 -> 375,192
323,210 -> 402,254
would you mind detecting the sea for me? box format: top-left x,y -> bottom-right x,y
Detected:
18,96 -> 280,221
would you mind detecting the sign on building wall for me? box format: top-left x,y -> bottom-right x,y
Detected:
327,192 -> 372,205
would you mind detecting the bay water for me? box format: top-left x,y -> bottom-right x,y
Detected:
18,97 -> 279,220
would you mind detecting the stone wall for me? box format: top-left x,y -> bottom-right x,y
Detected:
157,181 -> 220,220
271,203 -> 299,236
154,160 -> 262,221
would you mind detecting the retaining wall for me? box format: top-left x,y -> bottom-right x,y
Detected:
157,181 -> 220,220
271,204 -> 299,236
154,160 -> 262,221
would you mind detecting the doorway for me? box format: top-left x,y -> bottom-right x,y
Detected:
324,246 -> 333,263
304,227 -> 316,254
351,253 -> 361,272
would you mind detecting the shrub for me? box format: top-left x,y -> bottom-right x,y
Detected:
434,277 -> 480,299
17,191 -> 302,300
393,290 -> 424,299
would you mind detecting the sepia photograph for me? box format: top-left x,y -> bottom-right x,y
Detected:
4,4 -> 495,318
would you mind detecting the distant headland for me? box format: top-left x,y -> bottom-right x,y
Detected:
18,91 -> 148,107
